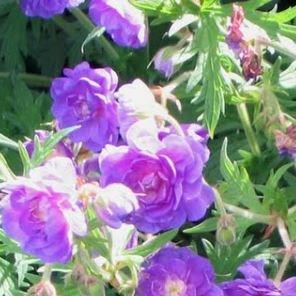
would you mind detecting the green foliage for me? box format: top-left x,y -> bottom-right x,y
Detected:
125,229 -> 178,257
220,139 -> 264,212
203,236 -> 270,281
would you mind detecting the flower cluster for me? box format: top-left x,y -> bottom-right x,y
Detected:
227,4 -> 263,81
48,59 -> 214,235
20,0 -> 84,19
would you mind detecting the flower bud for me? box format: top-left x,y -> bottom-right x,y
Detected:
27,281 -> 57,296
216,215 -> 236,246
94,183 -> 139,228
153,46 -> 176,78
275,125 -> 296,160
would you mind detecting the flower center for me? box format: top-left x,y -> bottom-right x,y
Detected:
165,279 -> 186,296
68,94 -> 92,120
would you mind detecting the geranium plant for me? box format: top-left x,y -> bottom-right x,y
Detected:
0,0 -> 295,295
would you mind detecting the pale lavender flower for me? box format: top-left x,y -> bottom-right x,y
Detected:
89,0 -> 148,48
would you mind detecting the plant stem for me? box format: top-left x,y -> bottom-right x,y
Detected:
277,218 -> 292,248
165,114 -> 185,137
42,264 -> 52,282
224,203 -> 271,224
163,71 -> 192,94
0,72 -> 52,88
53,15 -> 77,37
214,189 -> 227,215
70,8 -> 120,62
236,103 -> 261,157
274,250 -> 291,286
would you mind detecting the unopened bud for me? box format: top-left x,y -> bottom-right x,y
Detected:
216,215 -> 236,246
27,281 -> 56,296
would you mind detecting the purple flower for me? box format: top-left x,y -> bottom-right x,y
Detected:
51,62 -> 119,152
275,125 -> 296,160
153,47 -> 175,78
221,260 -> 296,296
94,183 -> 139,229
136,245 -> 223,296
1,157 -> 87,264
20,0 -> 84,19
89,0 -> 148,48
24,130 -> 73,159
99,120 -> 214,233
79,154 -> 101,182
116,79 -> 167,140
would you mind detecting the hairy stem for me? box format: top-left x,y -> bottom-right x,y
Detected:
274,250 -> 291,286
277,218 -> 292,248
224,203 -> 271,224
236,103 -> 261,157
70,8 -> 120,62
214,190 -> 227,215
42,264 -> 52,282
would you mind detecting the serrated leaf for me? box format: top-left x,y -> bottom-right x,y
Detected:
220,139 -> 263,212
125,229 -> 178,257
184,217 -> 218,234
0,4 -> 27,70
30,126 -> 79,167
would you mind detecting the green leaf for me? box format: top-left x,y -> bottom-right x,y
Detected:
242,0 -> 273,10
0,4 -> 27,70
129,0 -> 182,17
0,229 -> 22,254
187,53 -> 206,92
18,141 -> 31,175
272,6 -> 296,23
0,257 -> 16,296
30,126 -> 79,168
0,153 -> 15,181
125,229 -> 178,257
0,134 -> 18,150
200,17 -> 225,137
220,139 -> 263,212
280,61 -> 296,89
184,217 -> 218,234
